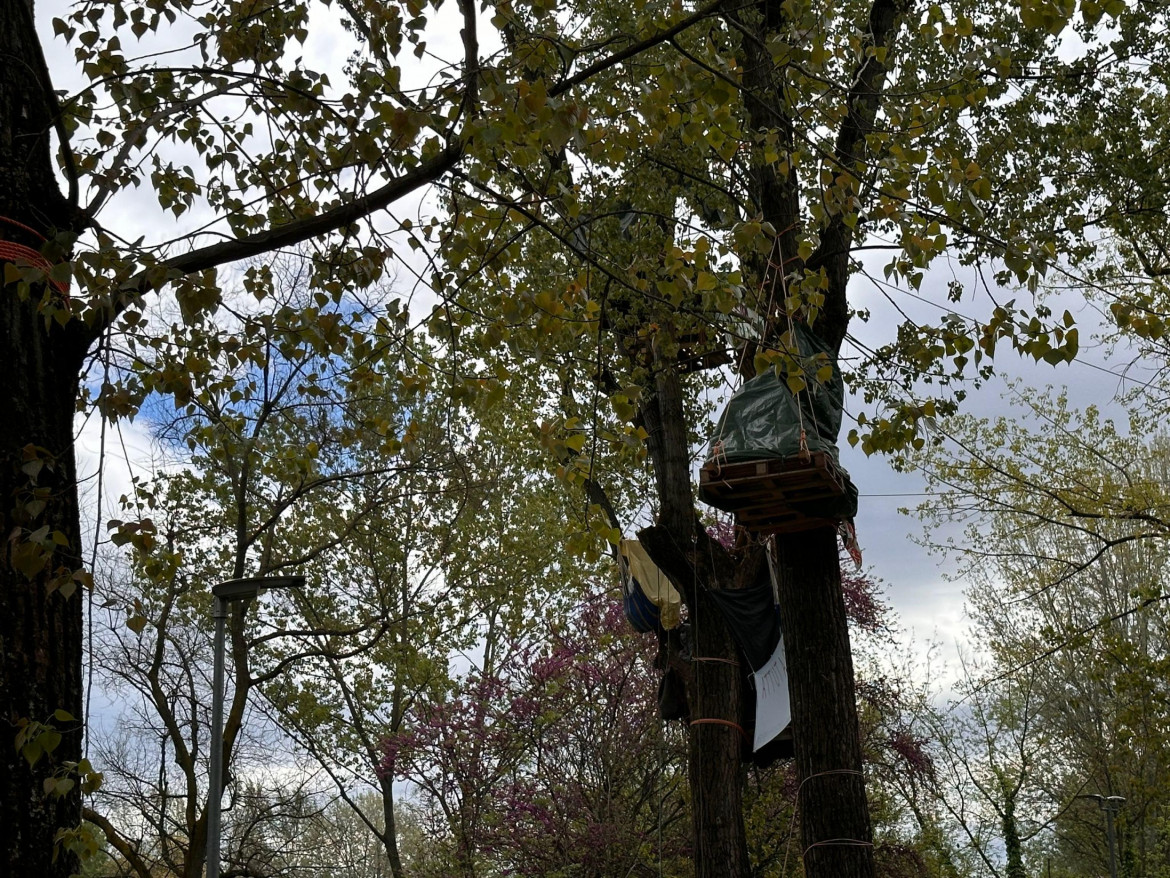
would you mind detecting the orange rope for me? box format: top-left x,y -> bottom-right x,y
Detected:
0,216 -> 69,296
0,216 -> 43,240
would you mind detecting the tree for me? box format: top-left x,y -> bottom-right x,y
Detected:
0,0 -> 726,871
382,588 -> 693,878
910,394 -> 1170,875
77,264 -> 462,878
257,327 -> 604,878
428,0 -> 1170,868
77,253 -> 602,878
8,0 -> 1165,873
919,659 -> 1053,878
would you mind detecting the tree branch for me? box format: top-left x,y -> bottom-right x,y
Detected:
806,0 -> 908,351
549,0 -> 729,98
83,806 -> 154,878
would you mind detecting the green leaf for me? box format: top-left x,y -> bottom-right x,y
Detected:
39,730 -> 62,755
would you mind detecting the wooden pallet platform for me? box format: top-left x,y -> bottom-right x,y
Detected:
699,451 -> 852,534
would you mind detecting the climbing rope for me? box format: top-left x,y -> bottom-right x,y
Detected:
781,769 -> 874,873
0,216 -> 69,296
691,533 -> 705,864
754,227 -> 816,462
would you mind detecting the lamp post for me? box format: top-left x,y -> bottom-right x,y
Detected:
1079,794 -> 1126,878
206,575 -> 305,878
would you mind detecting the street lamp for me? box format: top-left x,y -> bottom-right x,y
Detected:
1078,794 -> 1126,878
206,575 -> 305,878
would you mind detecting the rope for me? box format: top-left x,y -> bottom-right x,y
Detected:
804,838 -> 876,855
656,730 -> 665,878
748,228 -> 816,465
688,718 -> 749,743
752,228 -> 796,362
691,656 -> 739,666
776,278 -> 812,463
0,216 -> 69,296
82,336 -> 111,771
691,534 -> 704,864
781,769 -> 871,873
709,228 -> 793,477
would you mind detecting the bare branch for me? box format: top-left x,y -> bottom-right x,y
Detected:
83,806 -> 154,878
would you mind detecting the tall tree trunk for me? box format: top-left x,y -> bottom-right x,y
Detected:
685,584 -> 750,876
639,365 -> 752,878
1002,787 -> 1025,878
775,528 -> 873,876
0,314 -> 87,876
1,0 -> 89,873
728,0 -> 906,871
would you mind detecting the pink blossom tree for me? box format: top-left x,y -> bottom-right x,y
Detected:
381,591 -> 690,877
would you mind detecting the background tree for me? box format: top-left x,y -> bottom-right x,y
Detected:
909,392 -> 1170,876
1,0 -> 721,871
258,331 -> 603,878
81,252 -> 613,877
80,262 -> 464,878
10,0 -> 1170,873
382,588 -> 691,878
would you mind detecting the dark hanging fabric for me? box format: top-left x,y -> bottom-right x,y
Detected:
705,583 -> 780,671
658,667 -> 690,722
705,585 -> 794,763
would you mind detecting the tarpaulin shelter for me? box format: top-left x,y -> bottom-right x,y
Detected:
699,325 -> 858,532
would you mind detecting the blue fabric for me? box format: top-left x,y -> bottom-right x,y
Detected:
623,579 -> 660,633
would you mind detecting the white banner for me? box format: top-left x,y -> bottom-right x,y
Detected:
752,639 -> 792,752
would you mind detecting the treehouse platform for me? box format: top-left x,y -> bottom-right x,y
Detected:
699,450 -> 854,534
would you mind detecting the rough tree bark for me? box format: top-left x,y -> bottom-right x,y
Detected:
734,0 -> 906,874
639,364 -> 753,878
1,1 -> 88,874
774,528 -> 872,875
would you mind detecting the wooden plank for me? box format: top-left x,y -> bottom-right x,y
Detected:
698,452 -> 852,534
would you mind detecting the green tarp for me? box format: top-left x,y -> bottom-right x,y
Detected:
707,325 -> 843,463
706,324 -> 858,521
